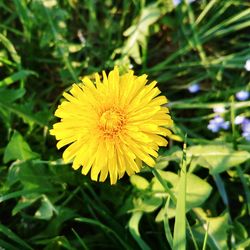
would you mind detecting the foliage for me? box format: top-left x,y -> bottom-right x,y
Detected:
0,0 -> 250,249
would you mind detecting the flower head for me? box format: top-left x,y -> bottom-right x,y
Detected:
234,115 -> 245,125
244,59 -> 250,71
188,83 -> 200,93
50,67 -> 173,184
173,0 -> 196,6
242,119 -> 250,141
236,90 -> 249,101
213,106 -> 226,114
207,116 -> 229,133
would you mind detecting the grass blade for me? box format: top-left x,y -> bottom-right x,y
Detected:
163,196 -> 173,248
202,221 -> 209,250
0,224 -> 33,250
75,217 -> 131,250
173,136 -> 187,250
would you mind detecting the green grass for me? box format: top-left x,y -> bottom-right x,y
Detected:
1,0 -> 250,249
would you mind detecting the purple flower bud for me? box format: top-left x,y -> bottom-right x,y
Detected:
236,90 -> 249,101
188,83 -> 200,93
244,59 -> 250,71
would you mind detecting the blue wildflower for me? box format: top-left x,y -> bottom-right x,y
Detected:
244,59 -> 250,71
234,115 -> 245,125
242,119 -> 250,141
188,83 -> 200,93
236,90 -> 249,101
173,0 -> 196,6
208,116 -> 230,133
213,106 -> 226,113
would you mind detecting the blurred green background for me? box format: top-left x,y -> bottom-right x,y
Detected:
0,0 -> 250,249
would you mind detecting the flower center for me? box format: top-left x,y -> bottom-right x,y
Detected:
99,107 -> 126,138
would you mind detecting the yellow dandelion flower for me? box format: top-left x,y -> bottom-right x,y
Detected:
50,67 -> 173,184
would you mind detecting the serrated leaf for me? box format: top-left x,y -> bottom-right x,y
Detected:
0,100 -> 47,127
3,131 -> 39,163
122,4 -> 161,64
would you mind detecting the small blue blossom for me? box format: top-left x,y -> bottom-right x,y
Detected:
173,0 -> 181,6
188,83 -> 200,93
244,59 -> 250,71
242,132 -> 250,141
173,0 -> 196,7
234,115 -> 245,125
221,121 -> 230,130
207,122 -> 220,133
236,90 -> 249,101
242,119 -> 250,133
208,116 -> 230,133
241,118 -> 250,141
213,106 -> 226,113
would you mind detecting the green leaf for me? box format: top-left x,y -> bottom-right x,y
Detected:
187,145 -> 250,174
0,87 -> 25,103
75,216 -> 130,249
0,224 -> 33,250
153,171 -> 212,220
0,239 -> 21,250
12,196 -> 39,215
35,195 -> 56,220
44,236 -> 75,250
0,33 -> 21,65
122,3 -> 161,64
133,194 -> 162,213
0,70 -> 38,87
130,175 -> 150,190
128,212 -> 151,250
0,88 -> 25,127
13,0 -> 33,41
9,161 -> 55,191
0,187 -> 50,203
193,209 -> 230,250
3,131 -> 39,163
33,208 -> 76,239
0,101 -> 48,127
